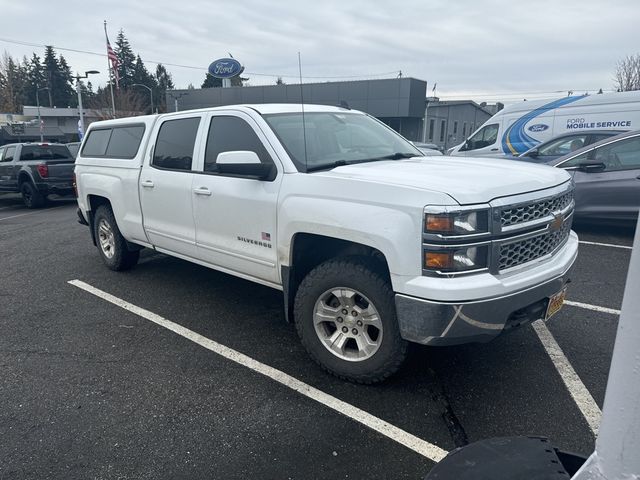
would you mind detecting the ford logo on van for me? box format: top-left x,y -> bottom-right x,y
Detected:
208,58 -> 244,79
528,124 -> 549,132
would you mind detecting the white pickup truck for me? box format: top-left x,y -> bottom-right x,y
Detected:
75,104 -> 578,383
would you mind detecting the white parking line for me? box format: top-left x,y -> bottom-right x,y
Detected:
532,320 -> 601,436
579,240 -> 632,251
68,279 -> 449,463
565,300 -> 621,316
0,206 -> 65,221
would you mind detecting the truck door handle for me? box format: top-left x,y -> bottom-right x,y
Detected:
636,175 -> 640,180
490,148 -> 499,151
193,187 -> 212,196
141,180 -> 155,188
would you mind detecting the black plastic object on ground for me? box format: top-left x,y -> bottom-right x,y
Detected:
424,436 -> 586,480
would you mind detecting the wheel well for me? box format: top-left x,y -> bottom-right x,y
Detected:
17,172 -> 31,186
282,233 -> 391,322
87,195 -> 112,246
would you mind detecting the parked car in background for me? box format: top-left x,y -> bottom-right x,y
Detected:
0,143 -> 75,208
412,142 -> 443,156
66,142 -> 80,158
552,130 -> 640,223
516,130 -> 625,163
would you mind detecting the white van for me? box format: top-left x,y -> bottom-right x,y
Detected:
449,91 -> 640,157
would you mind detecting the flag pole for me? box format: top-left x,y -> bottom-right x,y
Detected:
104,20 -> 116,118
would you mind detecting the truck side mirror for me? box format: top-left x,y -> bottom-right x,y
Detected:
216,151 -> 261,165
527,149 -> 539,158
215,151 -> 274,180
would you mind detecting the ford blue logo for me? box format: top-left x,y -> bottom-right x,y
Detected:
528,124 -> 549,132
208,58 -> 244,79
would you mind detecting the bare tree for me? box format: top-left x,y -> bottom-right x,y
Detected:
614,54 -> 640,92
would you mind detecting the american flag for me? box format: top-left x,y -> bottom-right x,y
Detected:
106,35 -> 120,88
261,232 -> 271,241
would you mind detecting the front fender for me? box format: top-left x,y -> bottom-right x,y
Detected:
278,196 -> 424,288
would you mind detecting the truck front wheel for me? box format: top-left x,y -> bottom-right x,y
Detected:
93,205 -> 139,271
294,257 -> 408,383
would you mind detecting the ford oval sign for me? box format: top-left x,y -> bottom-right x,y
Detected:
528,124 -> 549,132
208,58 -> 244,79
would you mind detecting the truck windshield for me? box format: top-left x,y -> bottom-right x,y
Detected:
20,145 -> 74,161
263,112 -> 421,172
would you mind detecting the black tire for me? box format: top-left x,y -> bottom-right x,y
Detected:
20,182 -> 46,209
93,205 -> 140,271
294,257 -> 408,384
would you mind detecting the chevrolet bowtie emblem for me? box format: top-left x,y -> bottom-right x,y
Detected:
550,212 -> 564,232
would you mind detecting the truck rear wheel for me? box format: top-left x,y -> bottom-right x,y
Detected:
93,205 -> 139,271
294,257 -> 408,383
20,182 -> 45,209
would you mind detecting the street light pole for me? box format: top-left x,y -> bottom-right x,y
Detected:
74,70 -> 99,140
35,86 -> 48,143
132,83 -> 154,114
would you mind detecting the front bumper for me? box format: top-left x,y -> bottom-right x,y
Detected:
395,240 -> 577,346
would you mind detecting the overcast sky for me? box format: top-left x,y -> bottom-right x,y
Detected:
1,0 -> 637,103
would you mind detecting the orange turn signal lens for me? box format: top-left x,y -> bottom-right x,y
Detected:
425,252 -> 453,269
425,214 -> 454,232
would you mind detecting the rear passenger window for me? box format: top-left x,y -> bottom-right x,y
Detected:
153,118 -> 200,171
82,129 -> 112,156
105,126 -> 145,158
82,125 -> 145,159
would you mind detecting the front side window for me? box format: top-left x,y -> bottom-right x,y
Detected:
204,116 -> 271,172
461,123 -> 499,151
152,117 -> 200,171
263,112 -> 421,172
537,135 -> 588,157
593,136 -> 640,171
3,146 -> 16,162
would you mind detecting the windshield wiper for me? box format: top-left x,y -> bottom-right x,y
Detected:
368,152 -> 418,161
305,153 -> 417,173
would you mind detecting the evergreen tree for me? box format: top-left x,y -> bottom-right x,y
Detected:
114,29 -> 136,90
25,53 -> 46,107
154,63 -> 174,112
131,55 -> 157,113
57,56 -> 77,107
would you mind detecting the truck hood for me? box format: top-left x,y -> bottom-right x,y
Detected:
319,156 -> 571,205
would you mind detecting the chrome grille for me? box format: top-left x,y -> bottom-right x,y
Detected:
499,220 -> 572,270
501,191 -> 573,228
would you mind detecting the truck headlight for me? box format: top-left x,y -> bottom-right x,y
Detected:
424,210 -> 489,235
424,245 -> 488,272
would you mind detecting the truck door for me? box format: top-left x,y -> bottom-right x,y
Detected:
139,114 -> 205,258
0,146 -> 17,190
456,122 -> 502,157
190,112 -> 282,284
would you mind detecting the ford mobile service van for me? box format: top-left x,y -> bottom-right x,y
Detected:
449,91 -> 640,157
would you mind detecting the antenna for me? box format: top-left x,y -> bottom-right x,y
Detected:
298,52 -> 308,170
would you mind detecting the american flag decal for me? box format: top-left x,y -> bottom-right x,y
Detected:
261,232 -> 271,241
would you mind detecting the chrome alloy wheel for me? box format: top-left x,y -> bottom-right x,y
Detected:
313,288 -> 383,362
98,219 -> 116,259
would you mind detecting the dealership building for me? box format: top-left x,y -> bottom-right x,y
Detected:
167,77 -> 496,147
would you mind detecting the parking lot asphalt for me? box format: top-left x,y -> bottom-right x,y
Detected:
0,194 -> 635,479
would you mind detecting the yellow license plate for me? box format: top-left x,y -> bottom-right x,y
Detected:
545,288 -> 567,320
